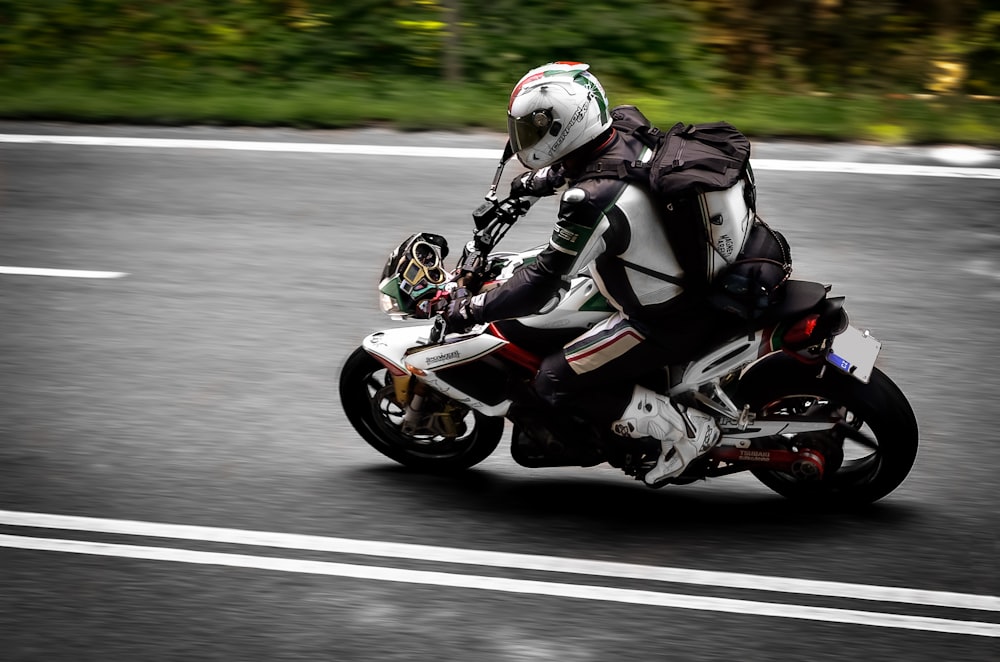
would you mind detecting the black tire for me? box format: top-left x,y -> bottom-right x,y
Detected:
734,353 -> 918,505
338,346 -> 504,472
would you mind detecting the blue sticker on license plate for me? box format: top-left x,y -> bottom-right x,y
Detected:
827,326 -> 881,383
827,352 -> 856,374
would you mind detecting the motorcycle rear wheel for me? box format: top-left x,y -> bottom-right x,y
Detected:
339,347 -> 504,472
735,353 -> 918,505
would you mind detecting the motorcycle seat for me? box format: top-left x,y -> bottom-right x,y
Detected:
766,280 -> 829,320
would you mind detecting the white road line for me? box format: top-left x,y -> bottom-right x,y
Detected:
1,509 -> 997,613
754,158 -> 1000,179
0,134 -> 500,160
0,534 -> 996,638
962,259 -> 1000,281
0,266 -> 127,279
2,134 -> 998,179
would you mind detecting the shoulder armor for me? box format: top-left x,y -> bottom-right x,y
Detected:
561,187 -> 587,204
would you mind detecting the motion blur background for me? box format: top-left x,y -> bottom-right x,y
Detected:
1,0 -> 998,143
3,4 -> 1000,660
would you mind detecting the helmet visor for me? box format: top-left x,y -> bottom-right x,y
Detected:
508,108 -> 554,152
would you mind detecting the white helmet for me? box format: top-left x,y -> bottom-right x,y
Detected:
507,62 -> 612,169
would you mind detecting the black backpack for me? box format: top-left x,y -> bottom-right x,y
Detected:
577,105 -> 792,319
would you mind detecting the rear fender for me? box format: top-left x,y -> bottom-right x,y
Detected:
739,349 -> 822,393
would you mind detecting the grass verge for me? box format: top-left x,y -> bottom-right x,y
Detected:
1,76 -> 998,145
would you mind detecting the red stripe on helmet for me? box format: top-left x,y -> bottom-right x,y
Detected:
509,72 -> 545,109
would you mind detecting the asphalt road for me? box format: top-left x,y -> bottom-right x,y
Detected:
1,123 -> 998,661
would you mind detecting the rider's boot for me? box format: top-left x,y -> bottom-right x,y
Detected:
611,386 -> 721,487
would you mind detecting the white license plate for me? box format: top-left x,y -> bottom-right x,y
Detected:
827,325 -> 881,383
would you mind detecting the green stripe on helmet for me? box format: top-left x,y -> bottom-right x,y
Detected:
573,72 -> 608,124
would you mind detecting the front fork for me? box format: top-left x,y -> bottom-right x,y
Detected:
398,376 -> 423,434
395,375 -> 466,438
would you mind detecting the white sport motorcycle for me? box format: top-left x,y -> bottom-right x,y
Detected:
339,196 -> 918,505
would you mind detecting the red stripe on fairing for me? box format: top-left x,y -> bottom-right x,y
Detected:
367,350 -> 407,376
488,324 -> 542,372
567,329 -> 644,364
759,325 -> 778,357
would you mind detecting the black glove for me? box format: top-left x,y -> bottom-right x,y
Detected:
442,296 -> 480,334
509,166 -> 565,198
414,288 -> 451,318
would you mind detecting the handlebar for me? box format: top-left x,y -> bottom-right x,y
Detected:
421,195 -> 536,342
457,196 -> 537,288
472,196 -> 535,231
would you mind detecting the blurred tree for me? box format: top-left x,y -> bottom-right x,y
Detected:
441,0 -> 461,82
457,0 -> 705,91
688,0 -> 994,94
0,0 -> 995,94
966,6 -> 1000,94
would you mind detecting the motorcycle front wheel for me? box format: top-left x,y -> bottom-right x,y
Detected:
735,353 -> 918,505
339,347 -> 504,473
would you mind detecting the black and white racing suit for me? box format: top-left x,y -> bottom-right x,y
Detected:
468,129 -> 743,424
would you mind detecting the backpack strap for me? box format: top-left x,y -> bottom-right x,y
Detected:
675,123 -> 747,159
573,106 -> 669,184
578,159 -> 633,181
618,259 -> 686,287
629,124 -> 666,151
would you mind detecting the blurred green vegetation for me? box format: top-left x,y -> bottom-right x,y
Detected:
1,0 -> 998,144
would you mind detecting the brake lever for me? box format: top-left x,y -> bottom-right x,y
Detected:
505,196 -> 537,216
428,314 -> 448,345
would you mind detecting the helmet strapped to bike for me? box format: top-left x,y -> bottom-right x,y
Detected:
507,62 -> 612,169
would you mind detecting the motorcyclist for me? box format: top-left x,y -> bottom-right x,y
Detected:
440,61 -> 748,487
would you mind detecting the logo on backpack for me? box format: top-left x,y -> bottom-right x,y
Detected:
717,234 -> 734,259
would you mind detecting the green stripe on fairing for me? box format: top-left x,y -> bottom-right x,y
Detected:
580,292 -> 614,312
379,276 -> 403,300
381,275 -> 436,301
769,322 -> 787,351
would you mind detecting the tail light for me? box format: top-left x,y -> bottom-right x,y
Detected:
783,314 -> 820,346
